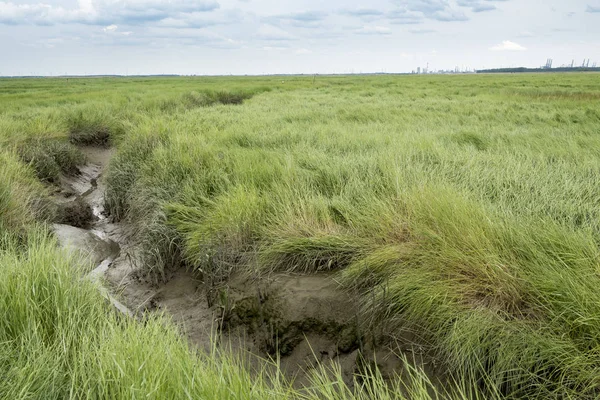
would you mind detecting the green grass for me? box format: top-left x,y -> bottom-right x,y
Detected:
0,232 -> 462,399
17,140 -> 84,182
1,73 -> 600,398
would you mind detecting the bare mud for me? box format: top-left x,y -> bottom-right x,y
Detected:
51,145 -> 444,389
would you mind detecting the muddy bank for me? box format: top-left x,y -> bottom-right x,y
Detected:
51,145 -> 443,389
51,146 -> 133,317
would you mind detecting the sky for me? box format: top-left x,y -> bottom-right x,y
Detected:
0,0 -> 599,76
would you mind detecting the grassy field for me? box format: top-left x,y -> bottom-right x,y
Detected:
1,73 -> 600,399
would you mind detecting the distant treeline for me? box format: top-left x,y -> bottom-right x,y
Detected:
477,67 -> 600,74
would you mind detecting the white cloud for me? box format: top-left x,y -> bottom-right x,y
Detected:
354,25 -> 391,35
296,48 -> 311,54
0,2 -> 94,25
103,24 -> 118,32
78,0 -> 94,13
490,40 -> 527,51
256,24 -> 295,41
0,0 -> 220,26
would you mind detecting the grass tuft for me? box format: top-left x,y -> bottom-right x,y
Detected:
66,105 -> 126,146
17,140 -> 84,182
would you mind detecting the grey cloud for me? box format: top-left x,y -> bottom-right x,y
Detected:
387,9 -> 424,24
472,4 -> 495,12
0,0 -> 220,26
90,25 -> 241,49
339,8 -> 385,17
353,25 -> 392,35
587,5 -> 600,12
285,11 -> 327,22
409,28 -> 436,33
433,10 -> 468,21
392,0 -> 468,22
267,11 -> 327,22
155,10 -> 242,29
399,0 -> 448,15
456,0 -> 496,13
95,1 -> 220,25
263,10 -> 327,28
392,0 -> 504,22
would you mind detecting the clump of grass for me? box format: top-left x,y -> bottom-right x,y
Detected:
65,104 -> 125,146
181,89 -> 255,108
449,131 -> 489,151
213,90 -> 253,105
132,200 -> 185,282
17,139 -> 84,182
259,232 -> 368,273
104,127 -> 186,281
166,186 -> 268,282
54,197 -> 93,228
0,151 -> 53,241
104,125 -> 169,220
19,147 -> 60,182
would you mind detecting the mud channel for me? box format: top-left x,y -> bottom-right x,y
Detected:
52,146 -> 442,389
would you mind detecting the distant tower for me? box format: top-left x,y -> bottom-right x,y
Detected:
571,60 -> 575,68
417,67 -> 421,74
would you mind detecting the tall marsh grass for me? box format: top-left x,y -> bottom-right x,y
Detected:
1,73 -> 600,398
103,74 -> 600,398
1,232 -> 461,399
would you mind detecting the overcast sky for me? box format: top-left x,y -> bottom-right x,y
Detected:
1,0 -> 599,76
